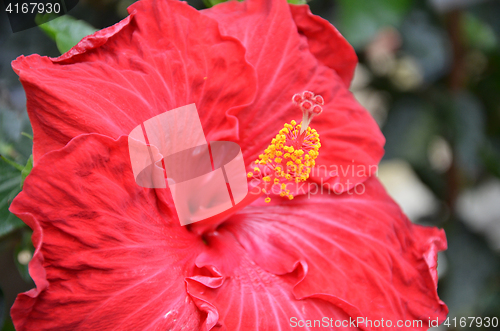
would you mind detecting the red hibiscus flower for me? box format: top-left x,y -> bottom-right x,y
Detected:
9,0 -> 447,330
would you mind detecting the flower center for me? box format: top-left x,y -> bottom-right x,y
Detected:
247,91 -> 323,202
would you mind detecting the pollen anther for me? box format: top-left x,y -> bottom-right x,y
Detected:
250,91 -> 323,202
251,118 -> 321,201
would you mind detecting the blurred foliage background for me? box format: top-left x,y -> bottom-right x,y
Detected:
1,0 -> 500,330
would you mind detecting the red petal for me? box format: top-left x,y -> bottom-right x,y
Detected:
203,0 -> 384,190
289,4 -> 357,88
9,134 -> 214,330
187,230 -> 357,330
215,177 -> 448,329
10,133 -> 445,329
12,0 -> 256,163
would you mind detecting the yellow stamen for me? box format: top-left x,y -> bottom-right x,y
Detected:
251,119 -> 321,201
249,91 -> 323,202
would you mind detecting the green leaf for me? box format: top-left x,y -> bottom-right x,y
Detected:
463,13 -> 498,52
0,163 -> 24,238
21,133 -> 33,141
1,319 -> 15,331
0,213 -> 24,239
202,0 -> 227,7
335,0 -> 413,49
0,107 -> 34,160
36,14 -> 98,54
21,155 -> 33,187
0,156 -> 23,172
